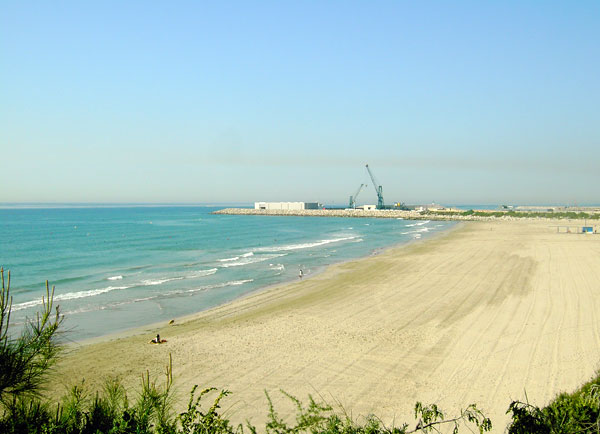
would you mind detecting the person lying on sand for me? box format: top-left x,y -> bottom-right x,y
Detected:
149,333 -> 167,344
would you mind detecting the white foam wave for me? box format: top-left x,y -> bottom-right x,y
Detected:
187,279 -> 253,293
269,263 -> 285,271
220,253 -> 286,268
405,220 -> 430,227
107,275 -> 123,281
131,296 -> 155,303
401,228 -> 429,235
187,268 -> 217,278
219,252 -> 252,262
13,285 -> 131,311
142,277 -> 185,286
228,279 -> 253,286
253,236 -> 356,253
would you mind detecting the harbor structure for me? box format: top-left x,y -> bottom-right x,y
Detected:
348,183 -> 366,209
254,202 -> 320,210
357,204 -> 377,211
365,164 -> 385,209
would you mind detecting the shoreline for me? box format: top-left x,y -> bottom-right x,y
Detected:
68,220 -> 461,348
52,219 -> 600,431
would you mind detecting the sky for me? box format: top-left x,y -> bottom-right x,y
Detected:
1,1 -> 598,206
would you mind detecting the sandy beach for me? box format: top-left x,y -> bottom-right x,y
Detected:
51,219 -> 600,431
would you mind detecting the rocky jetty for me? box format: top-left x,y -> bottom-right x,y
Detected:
212,208 -> 516,221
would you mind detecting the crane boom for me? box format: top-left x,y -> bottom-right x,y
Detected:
348,183 -> 366,209
365,164 -> 385,209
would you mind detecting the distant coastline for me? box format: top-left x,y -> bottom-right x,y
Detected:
213,207 -> 600,222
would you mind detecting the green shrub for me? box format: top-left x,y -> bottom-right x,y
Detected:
507,374 -> 600,433
0,268 -> 63,406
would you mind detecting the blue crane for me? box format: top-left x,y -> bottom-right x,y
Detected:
365,164 -> 385,209
348,183 -> 366,209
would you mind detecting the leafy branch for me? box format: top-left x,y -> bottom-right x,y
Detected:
0,267 -> 63,406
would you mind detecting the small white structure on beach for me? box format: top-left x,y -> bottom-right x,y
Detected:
357,204 -> 377,211
254,202 -> 320,210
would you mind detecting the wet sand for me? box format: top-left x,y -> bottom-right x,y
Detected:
51,220 -> 600,431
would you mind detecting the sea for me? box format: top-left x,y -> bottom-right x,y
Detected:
0,206 -> 454,341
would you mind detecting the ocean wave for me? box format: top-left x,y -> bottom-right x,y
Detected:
186,279 -> 254,293
405,220 -> 430,227
127,279 -> 255,301
269,263 -> 285,271
107,275 -> 123,281
253,236 -> 357,253
187,268 -> 217,278
220,253 -> 286,268
141,277 -> 185,286
130,296 -> 156,303
12,285 -> 131,311
401,228 -> 429,235
219,252 -> 253,262
56,277 -> 254,315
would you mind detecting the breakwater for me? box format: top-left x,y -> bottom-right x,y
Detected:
214,208 -> 499,221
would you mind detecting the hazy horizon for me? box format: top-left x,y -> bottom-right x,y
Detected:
2,1 -> 598,205
2,201 -> 599,210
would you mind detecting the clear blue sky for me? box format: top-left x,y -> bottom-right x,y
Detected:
1,1 -> 598,205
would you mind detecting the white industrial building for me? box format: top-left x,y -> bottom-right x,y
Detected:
357,204 -> 377,211
254,202 -> 320,210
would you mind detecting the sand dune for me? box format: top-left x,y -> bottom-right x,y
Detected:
52,220 -> 600,431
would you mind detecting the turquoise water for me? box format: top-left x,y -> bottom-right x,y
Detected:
0,206 -> 454,341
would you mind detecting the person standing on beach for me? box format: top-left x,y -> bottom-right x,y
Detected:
299,269 -> 303,279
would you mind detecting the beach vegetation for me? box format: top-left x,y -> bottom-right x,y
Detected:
0,372 -> 492,434
0,268 -> 63,407
507,372 -> 600,433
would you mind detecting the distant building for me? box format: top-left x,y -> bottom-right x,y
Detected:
254,202 -> 320,210
357,204 -> 377,211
